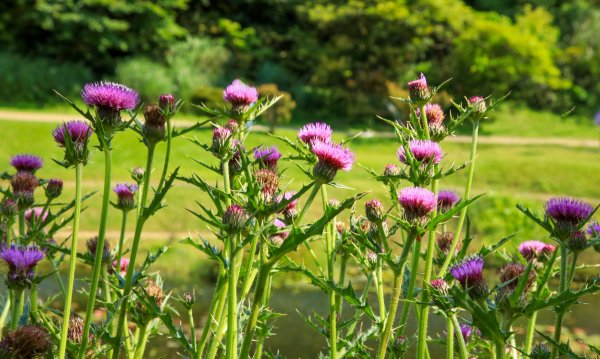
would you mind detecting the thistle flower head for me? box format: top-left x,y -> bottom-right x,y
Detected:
24,207 -> 48,225
0,244 -> 45,289
52,121 -> 92,147
545,197 -> 594,238
383,163 -> 400,177
450,255 -> 487,299
143,105 -> 166,143
45,178 -> 63,199
10,171 -> 38,209
278,192 -> 298,221
567,231 -> 588,253
255,169 -> 279,202
10,154 -> 43,174
131,167 -> 145,184
254,146 -> 282,170
458,323 -> 480,343
437,190 -> 459,213
223,79 -> 258,113
81,81 -> 139,111
226,119 -> 240,133
211,126 -> 233,157
311,140 -> 355,183
437,232 -> 459,255
430,279 -> 449,295
398,140 -> 443,165
114,183 -> 138,211
0,325 -> 52,358
398,187 -> 437,223
158,93 -> 176,113
407,73 -> 431,103
415,103 -> 445,126
518,240 -> 556,261
86,237 -> 111,263
365,199 -> 385,223
270,218 -> 288,246
499,263 -> 532,292
586,222 -> 600,237
113,257 -> 130,276
223,204 -> 248,233
530,343 -> 551,359
67,314 -> 90,344
298,122 -> 333,145
1,198 -> 17,219
468,96 -> 487,114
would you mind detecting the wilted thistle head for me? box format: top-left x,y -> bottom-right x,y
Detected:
407,73 -> 431,104
24,207 -> 48,225
254,146 -> 281,170
270,218 -> 288,246
211,127 -> 233,158
86,236 -> 111,263
10,154 -> 43,174
567,231 -> 588,253
365,199 -> 385,223
468,96 -> 487,114
10,171 -> 38,209
114,183 -> 138,211
81,81 -> 139,125
498,263 -> 533,303
398,187 -> 437,224
545,197 -> 594,239
158,93 -> 176,113
311,140 -> 355,183
530,343 -> 551,359
131,167 -> 145,184
0,325 -> 52,358
255,169 -> 279,203
223,204 -> 248,233
437,190 -> 459,213
1,198 -> 18,219
133,279 -> 165,324
52,121 -> 93,165
143,105 -> 166,143
450,255 -> 487,299
518,240 -> 555,261
415,103 -> 445,127
45,178 -> 63,199
223,79 -> 258,114
437,232 -> 460,256
298,122 -> 332,145
67,314 -> 91,344
0,244 -> 45,289
397,140 -> 443,165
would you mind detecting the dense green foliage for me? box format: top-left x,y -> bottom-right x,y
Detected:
1,0 -> 599,122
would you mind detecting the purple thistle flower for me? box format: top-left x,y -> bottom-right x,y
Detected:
437,190 -> 460,213
311,140 -> 355,182
112,257 -> 130,276
518,240 -> 555,261
271,218 -> 289,246
114,183 -> 138,211
159,93 -> 176,113
10,154 -> 43,174
278,192 -> 298,221
398,187 -> 437,223
298,122 -> 333,144
52,121 -> 93,147
450,255 -> 487,299
468,96 -> 487,114
407,73 -> 431,103
545,197 -> 594,238
458,323 -> 480,343
0,244 -> 45,289
588,222 -> 600,237
397,140 -> 443,165
24,207 -> 48,225
211,127 -> 233,157
81,81 -> 139,111
45,178 -> 63,199
415,103 -> 445,126
254,146 -> 282,170
431,278 -> 449,295
594,111 -> 600,126
223,79 -> 258,113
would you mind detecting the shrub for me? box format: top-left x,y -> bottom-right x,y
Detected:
115,58 -> 176,103
256,83 -> 297,133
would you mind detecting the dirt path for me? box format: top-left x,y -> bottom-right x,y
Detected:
1,109 -> 597,148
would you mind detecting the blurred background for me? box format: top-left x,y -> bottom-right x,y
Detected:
1,0 -> 599,357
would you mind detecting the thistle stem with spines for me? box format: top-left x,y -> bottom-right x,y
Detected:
321,186 -> 337,359
112,143 -> 155,359
58,162 -> 83,359
79,148 -> 112,358
450,313 -> 468,359
551,243 -> 568,359
397,238 -> 422,337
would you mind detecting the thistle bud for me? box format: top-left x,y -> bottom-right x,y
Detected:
383,163 -> 400,177
365,199 -> 385,223
437,232 -> 460,256
131,167 -> 145,184
530,344 -> 551,359
158,94 -> 176,114
181,291 -> 196,309
567,231 -> 587,253
1,198 -> 18,219
52,121 -> 93,165
113,183 -> 138,211
86,237 -> 111,263
226,119 -> 240,133
431,278 -> 450,296
11,171 -> 38,209
0,325 -> 52,358
143,105 -> 166,143
45,178 -> 63,199
468,96 -> 487,114
407,73 -> 431,104
211,127 -> 233,158
223,205 -> 248,233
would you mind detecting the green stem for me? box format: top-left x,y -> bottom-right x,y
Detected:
450,314 -> 468,359
568,252 -> 578,285
0,296 -> 10,337
321,186 -> 337,359
377,233 -> 416,359
495,340 -> 505,359
18,210 -> 25,240
524,311 -> 538,355
79,148 -> 112,358
156,115 -> 173,193
397,239 -> 422,337
222,160 -> 231,206
51,259 -> 66,297
30,283 -> 38,322
116,210 -> 129,272
225,233 -> 239,359
375,265 -> 386,319
438,119 -> 480,277
239,265 -> 271,358
189,308 -> 197,355
58,162 -> 83,359
197,273 -> 226,358
336,255 -> 348,314
240,233 -> 259,300
420,104 -> 431,139
112,144 -> 155,359
551,244 -> 568,359
296,183 -> 321,224
446,316 -> 454,359
206,284 -> 229,359
10,290 -> 24,330
133,323 -> 150,359
254,243 -> 271,359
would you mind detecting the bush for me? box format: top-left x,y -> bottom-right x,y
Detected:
115,58 -> 176,103
0,53 -> 93,106
256,83 -> 296,133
